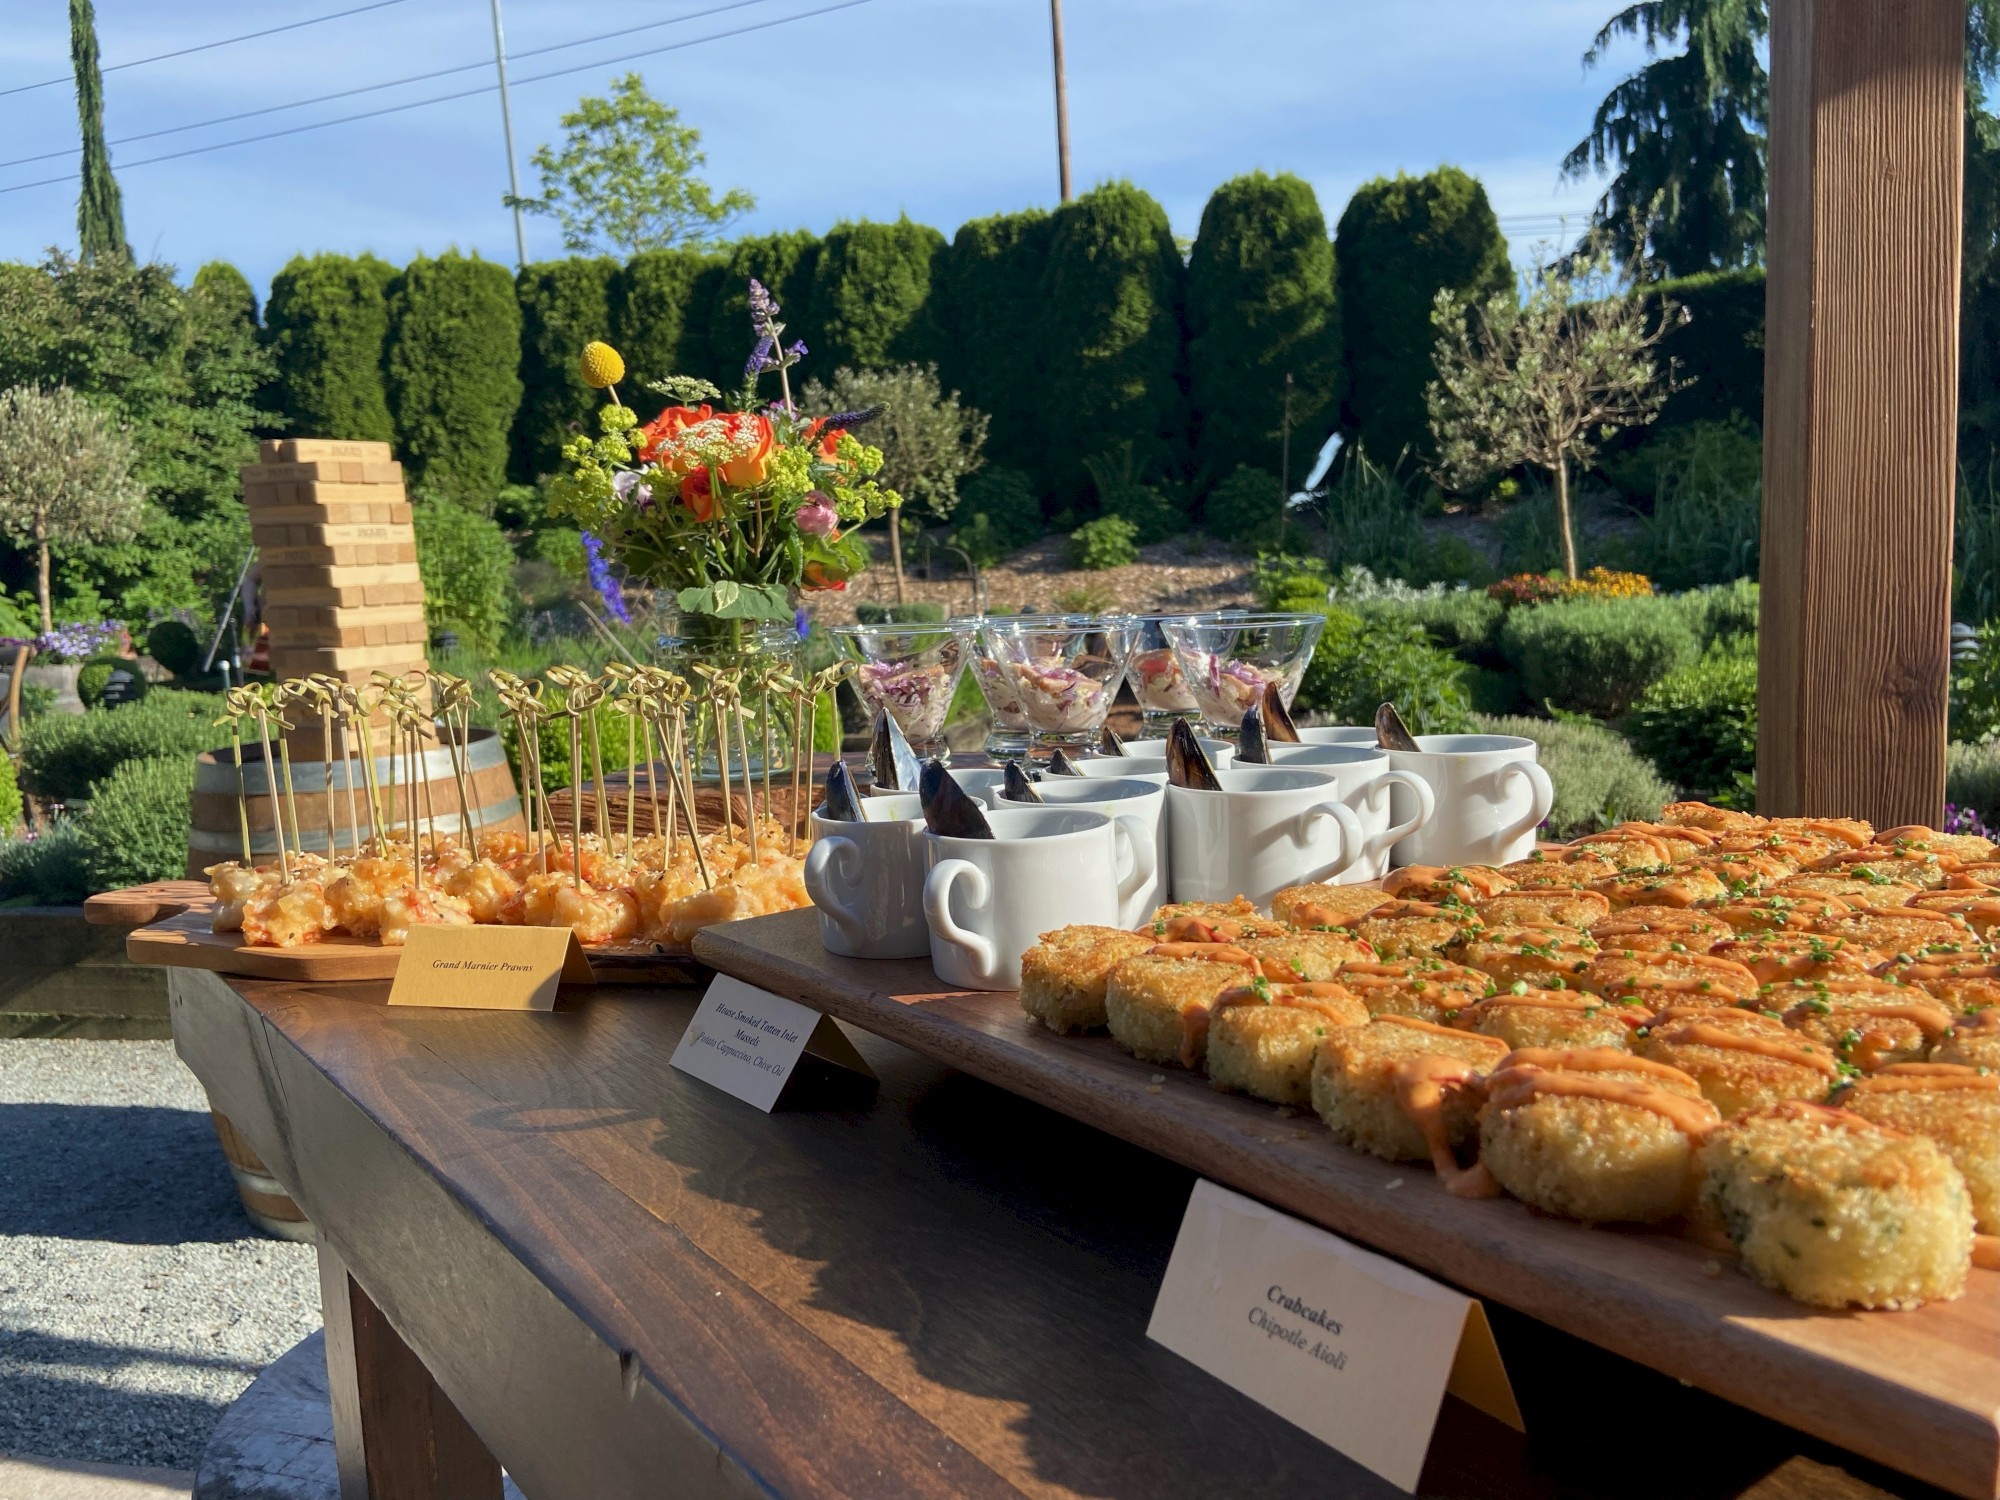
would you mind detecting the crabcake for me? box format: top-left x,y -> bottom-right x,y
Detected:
1018,926 -> 1158,1033
1497,850 -> 1622,890
1877,957 -> 2000,1012
1103,954 -> 1249,1068
1474,1049 -> 1719,1223
1696,1102 -> 1973,1309
1473,889 -> 1610,931
1381,864 -> 1514,903
1637,1009 -> 1843,1118
1449,926 -> 1599,989
1205,981 -> 1370,1106
1690,848 -> 1796,895
1566,828 -> 1689,870
1151,897 -> 1262,926
1333,959 -> 1493,1023
1813,846 -> 1958,891
1774,979 -> 1956,1071
1591,866 -> 1732,910
1903,889 -> 2000,937
1150,911 -> 1293,943
1580,949 -> 1761,1008
1835,1065 -> 2000,1232
1589,905 -> 1732,954
1271,882 -> 1393,930
1658,801 -> 1767,834
1766,816 -> 1876,849
1708,893 -> 1851,935
1309,1017 -> 1508,1164
1876,824 -> 2000,863
1775,873 -> 1919,906
1237,931 -> 1378,982
1709,933 -> 1885,986
1344,900 -> 1482,959
1453,989 -> 1643,1051
1936,1006 -> 2000,1070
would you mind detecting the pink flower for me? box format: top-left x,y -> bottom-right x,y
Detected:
794,492 -> 839,536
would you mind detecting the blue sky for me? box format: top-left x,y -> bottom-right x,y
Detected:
0,0 -> 1634,300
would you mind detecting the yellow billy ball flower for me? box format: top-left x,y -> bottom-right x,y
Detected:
579,341 -> 625,389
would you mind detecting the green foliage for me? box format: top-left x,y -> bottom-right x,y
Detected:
1254,555 -> 1333,613
813,688 -> 840,753
1203,465 -> 1286,551
698,231 -> 818,388
1068,516 -> 1139,571
71,0 -> 129,264
1666,577 -> 1759,648
385,252 -> 524,506
798,364 -> 987,521
1947,739 -> 2000,820
192,262 -> 257,330
951,466 -> 1044,566
1308,453 -> 1478,585
1038,182 -> 1188,500
0,750 -> 20,832
809,218 -> 946,375
263,252 -> 397,442
75,657 -> 129,708
1615,419 -> 1762,588
0,820 -> 89,905
610,246 -> 722,403
77,753 -> 193,891
508,73 -> 753,257
1953,623 -> 2000,742
411,501 -> 516,649
1957,461 -> 2000,626
1298,606 -> 1474,732
0,383 -> 145,630
1185,171 -> 1340,483
854,602 -> 948,624
1098,482 -> 1180,546
1474,712 -> 1671,837
145,618 -> 202,677
19,688 -> 222,803
1335,167 -> 1510,465
1642,269 -> 1766,430
1499,595 -> 1699,716
1357,588 -> 1506,660
514,257 -> 616,480
937,210 -> 1053,479
1627,641 -> 1758,793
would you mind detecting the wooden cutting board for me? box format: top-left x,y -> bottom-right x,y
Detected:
693,905 -> 2000,1500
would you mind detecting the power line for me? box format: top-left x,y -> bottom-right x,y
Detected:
0,0 -> 882,196
0,0 -> 786,170
0,0 -> 409,100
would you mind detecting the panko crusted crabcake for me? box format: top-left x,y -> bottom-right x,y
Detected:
1018,926 -> 1159,1033
1589,905 -> 1733,954
1343,899 -> 1483,960
1271,882 -> 1394,930
1708,932 -> 1885,986
1936,1005 -> 2000,1070
1205,979 -> 1370,1106
1875,824 -> 2000,862
1473,889 -> 1611,931
1309,1017 -> 1509,1166
1706,892 -> 1852,935
1235,930 -> 1378,982
1333,959 -> 1493,1023
1381,864 -> 1515,903
1876,957 -> 2000,1012
1497,849 -> 1623,891
1449,925 -> 1599,990
1104,954 -> 1251,1068
1774,978 -> 1956,1071
1636,1008 -> 1843,1118
1580,949 -> 1761,1008
1590,865 -> 1733,910
1450,987 -> 1645,1052
1834,1064 -> 2000,1233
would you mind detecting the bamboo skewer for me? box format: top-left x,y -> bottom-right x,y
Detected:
272,681 -> 307,864
216,692 -> 254,867
247,687 -> 290,883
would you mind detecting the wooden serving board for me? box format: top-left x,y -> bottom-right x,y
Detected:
693,906 -> 2000,1500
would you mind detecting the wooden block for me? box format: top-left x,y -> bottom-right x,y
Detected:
269,641 -> 430,672
242,463 -> 404,490
258,439 -> 393,464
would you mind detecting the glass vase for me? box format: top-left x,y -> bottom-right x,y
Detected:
652,614 -> 804,785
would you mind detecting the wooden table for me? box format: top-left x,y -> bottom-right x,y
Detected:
167,967 -> 1957,1500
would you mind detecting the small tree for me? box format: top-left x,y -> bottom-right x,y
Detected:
800,364 -> 989,603
1426,254 -> 1684,579
507,74 -> 754,257
0,384 -> 144,631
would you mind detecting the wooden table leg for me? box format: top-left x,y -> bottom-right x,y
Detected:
320,1242 -> 502,1500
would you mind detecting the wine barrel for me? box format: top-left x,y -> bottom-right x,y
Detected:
209,1112 -> 313,1242
186,724 -> 524,876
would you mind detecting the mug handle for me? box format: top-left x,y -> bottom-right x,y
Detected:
1299,800 -> 1367,879
1499,760 -> 1556,843
1364,770 -> 1436,858
923,858 -> 994,974
1112,813 -> 1157,914
802,835 -> 865,942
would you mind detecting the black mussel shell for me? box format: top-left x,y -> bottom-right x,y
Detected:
1099,724 -> 1129,756
820,760 -> 864,821
1237,703 -> 1271,764
1261,680 -> 1302,743
1166,717 -> 1224,790
919,759 -> 995,838
870,708 -> 921,792
1045,747 -> 1084,776
1002,760 -> 1044,804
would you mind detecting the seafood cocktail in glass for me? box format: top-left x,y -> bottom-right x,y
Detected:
962,617 -> 1035,759
1127,614 -> 1200,735
978,617 -> 1136,751
829,621 -> 973,762
1158,612 -> 1325,736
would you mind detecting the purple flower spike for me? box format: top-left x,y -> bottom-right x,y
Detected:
794,605 -> 811,640
747,277 -> 779,325
582,532 -> 631,625
744,333 -> 775,379
785,339 -> 807,361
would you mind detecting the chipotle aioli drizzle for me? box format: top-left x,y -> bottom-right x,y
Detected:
1841,1062 -> 2000,1095
1654,1020 -> 1841,1075
1483,1066 -> 1722,1137
1390,1055 -> 1501,1199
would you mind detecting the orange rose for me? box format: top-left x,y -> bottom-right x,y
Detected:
817,425 -> 846,462
634,403 -> 714,469
679,467 -> 719,522
718,412 -> 775,488
802,560 -> 848,591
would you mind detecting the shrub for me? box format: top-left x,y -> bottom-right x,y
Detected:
697,231 -> 820,386
1254,555 -> 1332,613
1956,460 -> 2000,627
1953,623 -> 2000,742
0,750 -> 20,832
386,252 -> 524,506
1186,172 -> 1339,482
809,218 -> 945,374
192,261 -> 258,330
854,602 -> 947,624
78,753 -> 194,891
0,819 -> 89,905
1946,740 -> 2000,824
611,247 -> 722,401
1067,516 -> 1139,571
952,466 -> 1044,566
1627,644 -> 1758,794
1357,588 -> 1504,660
1643,269 -> 1766,431
1051,582 -> 1118,614
1488,572 -> 1567,608
1099,482 -> 1181,546
1565,566 -> 1654,600
19,689 -> 223,804
1334,167 -> 1510,465
513,257 -> 617,480
1499,596 -> 1700,717
146,618 -> 202,677
936,210 -> 1053,479
1473,713 -> 1671,837
1310,453 -> 1460,583
75,656 -> 144,709
411,501 -> 516,649
1668,578 -> 1759,648
1618,419 -> 1762,590
262,252 -> 397,442
1299,607 -> 1474,732
1203,465 -> 1286,551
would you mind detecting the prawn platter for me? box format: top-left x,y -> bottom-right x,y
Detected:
696,807 -> 2000,1499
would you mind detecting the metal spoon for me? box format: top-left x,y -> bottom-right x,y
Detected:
1374,702 -> 1421,753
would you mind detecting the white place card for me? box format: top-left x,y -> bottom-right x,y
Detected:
1148,1179 -> 1521,1493
670,974 -> 872,1111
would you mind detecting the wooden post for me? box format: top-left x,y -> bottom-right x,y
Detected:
320,1242 -> 502,1500
1759,0 -> 1964,827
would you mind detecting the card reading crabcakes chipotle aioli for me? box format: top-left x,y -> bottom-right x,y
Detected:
1148,1179 -> 1521,1493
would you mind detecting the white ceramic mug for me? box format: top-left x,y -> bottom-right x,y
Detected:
1249,744 -> 1435,882
1386,734 -> 1554,868
803,794 -> 929,959
871,766 -> 1007,803
924,806 -> 1150,990
1081,737 -> 1236,776
1165,766 -> 1366,907
1293,725 -> 1377,747
992,775 -> 1168,923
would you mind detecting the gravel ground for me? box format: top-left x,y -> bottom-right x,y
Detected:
0,1040 -> 321,1470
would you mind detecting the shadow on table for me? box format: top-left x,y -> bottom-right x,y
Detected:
0,1103 -> 248,1243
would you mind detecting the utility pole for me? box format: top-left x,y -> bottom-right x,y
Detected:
1049,0 -> 1072,203
489,0 -> 528,269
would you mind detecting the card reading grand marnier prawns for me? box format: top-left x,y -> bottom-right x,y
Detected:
1148,1179 -> 1521,1492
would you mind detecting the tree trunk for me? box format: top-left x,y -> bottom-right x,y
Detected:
35,534 -> 52,635
887,502 -> 907,606
3,643 -> 27,751
1553,454 -> 1579,581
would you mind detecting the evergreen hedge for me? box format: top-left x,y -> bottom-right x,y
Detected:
1334,167 -> 1510,465
809,218 -> 944,376
385,251 -> 523,506
1186,171 -> 1339,488
698,230 -> 821,389
1038,182 -> 1189,503
514,257 -> 616,480
411,500 -> 517,648
1644,268 -> 1765,431
610,247 -> 720,410
192,261 -> 258,331
937,210 -> 1053,480
263,252 -> 396,442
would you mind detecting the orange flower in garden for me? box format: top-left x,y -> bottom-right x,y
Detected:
718,411 -> 775,488
802,560 -> 848,591
679,467 -> 719,522
818,426 -> 846,461
634,404 -> 715,469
